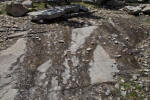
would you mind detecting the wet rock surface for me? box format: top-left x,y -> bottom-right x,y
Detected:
0,5 -> 150,100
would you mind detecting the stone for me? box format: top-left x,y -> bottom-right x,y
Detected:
115,83 -> 120,89
114,40 -> 119,44
124,6 -> 142,15
7,31 -> 28,39
132,74 -> 138,81
78,4 -> 89,12
22,0 -> 33,8
115,55 -> 122,58
0,39 -> 3,42
6,2 -> 29,17
121,79 -> 125,83
86,47 -> 92,51
59,40 -> 65,43
29,5 -> 80,21
142,6 -> 150,14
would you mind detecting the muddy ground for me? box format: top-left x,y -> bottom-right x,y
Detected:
0,4 -> 150,100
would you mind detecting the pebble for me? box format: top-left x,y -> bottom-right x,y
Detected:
39,20 -> 44,23
125,37 -> 129,41
121,87 -> 125,91
58,40 -> 65,43
132,75 -> 138,81
114,40 -> 119,44
103,42 -> 106,45
121,91 -> 126,97
121,79 -> 125,83
108,36 -> 111,39
115,83 -> 119,89
115,55 -> 122,58
86,47 -> 92,51
0,39 -> 3,42
98,36 -> 101,40
91,42 -> 95,45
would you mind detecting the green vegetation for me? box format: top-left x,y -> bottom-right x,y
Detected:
0,2 -> 5,14
71,2 -> 98,9
33,2 -> 46,10
113,77 -> 150,100
0,10 -> 3,14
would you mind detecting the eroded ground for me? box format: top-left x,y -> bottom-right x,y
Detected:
0,7 -> 150,100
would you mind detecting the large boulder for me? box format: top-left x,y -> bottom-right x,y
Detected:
142,5 -> 150,14
124,6 -> 142,15
29,5 -> 80,21
6,2 -> 29,17
22,0 -> 33,8
29,7 -> 65,20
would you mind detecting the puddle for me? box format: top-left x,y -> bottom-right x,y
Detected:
70,26 -> 98,53
89,45 -> 119,84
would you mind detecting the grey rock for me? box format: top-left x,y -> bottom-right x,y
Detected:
58,40 -> 65,43
124,6 -> 142,15
86,47 -> 92,51
6,2 -> 29,17
7,31 -> 28,38
22,0 -> 33,8
132,74 -> 138,81
78,4 -> 89,12
142,6 -> 150,14
0,39 -> 3,42
29,5 -> 80,21
115,83 -> 120,89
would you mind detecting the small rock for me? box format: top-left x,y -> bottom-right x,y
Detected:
121,87 -> 125,91
0,39 -> 3,42
103,42 -> 106,45
6,2 -> 29,17
121,79 -> 125,83
58,40 -> 65,43
114,40 -> 119,44
132,75 -> 138,81
98,36 -> 101,40
22,0 -> 33,8
125,37 -> 129,41
121,91 -> 127,97
86,47 -> 92,51
91,42 -> 95,45
105,89 -> 110,96
115,83 -> 119,89
115,55 -> 122,58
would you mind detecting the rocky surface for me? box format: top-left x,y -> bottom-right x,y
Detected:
0,2 -> 150,100
124,4 -> 150,15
